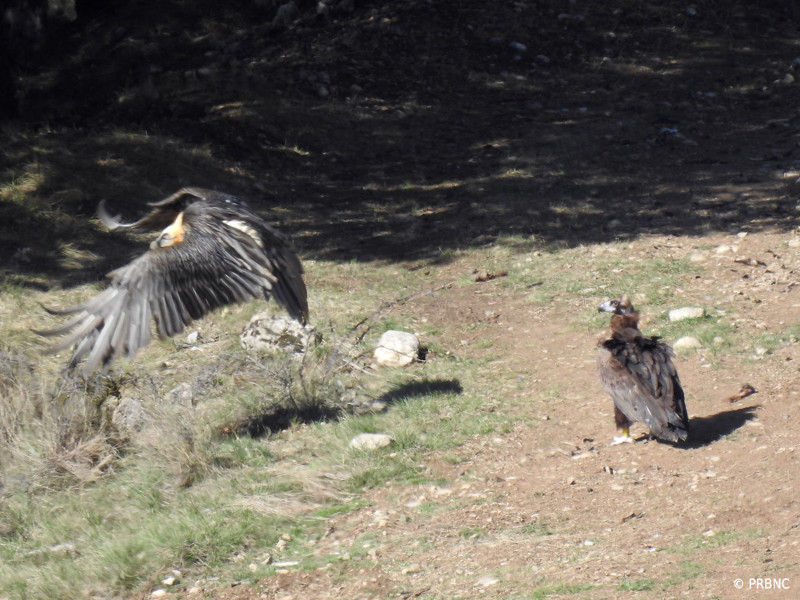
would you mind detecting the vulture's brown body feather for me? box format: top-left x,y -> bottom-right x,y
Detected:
37,188 -> 308,376
597,296 -> 689,443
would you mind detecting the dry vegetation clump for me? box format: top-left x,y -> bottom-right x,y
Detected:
0,358 -> 128,492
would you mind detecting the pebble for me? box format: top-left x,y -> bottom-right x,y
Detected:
673,336 -> 702,351
374,330 -> 419,367
403,564 -> 422,575
349,433 -> 394,451
668,307 -> 705,322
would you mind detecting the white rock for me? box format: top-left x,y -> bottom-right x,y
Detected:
186,330 -> 199,344
165,382 -> 194,407
240,313 -> 317,355
373,330 -> 419,367
673,336 -> 702,351
668,307 -> 705,322
112,397 -> 148,432
349,433 -> 394,451
688,250 -> 707,263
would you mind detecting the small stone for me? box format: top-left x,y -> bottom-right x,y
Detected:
112,397 -> 148,432
349,433 -> 394,451
402,564 -> 422,575
150,591 -> 168,599
240,313 -> 318,355
273,561 -> 300,568
673,336 -> 702,351
186,331 -> 199,344
688,251 -> 707,262
165,382 -> 194,407
668,307 -> 705,322
476,576 -> 499,587
373,330 -> 419,367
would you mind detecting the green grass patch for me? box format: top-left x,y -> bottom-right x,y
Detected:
617,578 -> 657,591
530,583 -> 595,598
667,529 -> 762,554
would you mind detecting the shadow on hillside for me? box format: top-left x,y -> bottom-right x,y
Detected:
3,0 -> 800,289
229,378 -> 462,438
681,405 -> 761,448
230,401 -> 342,438
375,379 -> 463,406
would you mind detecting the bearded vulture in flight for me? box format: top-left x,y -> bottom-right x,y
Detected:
37,187 -> 308,376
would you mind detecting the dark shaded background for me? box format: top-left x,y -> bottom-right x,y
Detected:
2,0 -> 799,288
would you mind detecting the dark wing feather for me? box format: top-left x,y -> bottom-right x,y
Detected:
190,197 -> 309,323
97,187 -> 207,231
598,337 -> 688,442
37,201 -> 308,376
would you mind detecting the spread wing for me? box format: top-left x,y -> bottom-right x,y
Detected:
97,187 -> 206,231
36,210 -> 308,377
598,337 -> 688,441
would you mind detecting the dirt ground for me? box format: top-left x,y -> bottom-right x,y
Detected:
172,2 -> 800,597
5,1 -> 800,599
188,230 -> 800,600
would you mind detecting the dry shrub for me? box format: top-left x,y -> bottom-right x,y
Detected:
0,351 -> 127,491
131,401 -> 216,488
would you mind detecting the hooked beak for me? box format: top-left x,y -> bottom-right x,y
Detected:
598,300 -> 616,314
151,212 -> 185,249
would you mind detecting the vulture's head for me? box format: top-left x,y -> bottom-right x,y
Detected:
598,295 -> 635,316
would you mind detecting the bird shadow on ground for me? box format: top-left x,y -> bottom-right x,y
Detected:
374,379 -> 463,406
231,378 -> 463,438
679,405 -> 761,449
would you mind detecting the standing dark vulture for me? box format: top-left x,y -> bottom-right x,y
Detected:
597,295 -> 689,444
36,187 -> 308,377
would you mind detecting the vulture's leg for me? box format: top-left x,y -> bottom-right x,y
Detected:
611,405 -> 633,445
